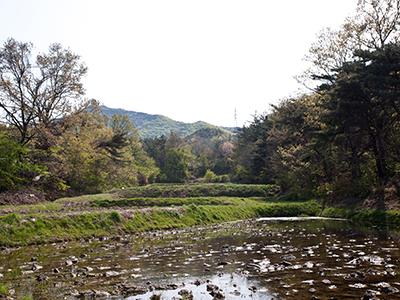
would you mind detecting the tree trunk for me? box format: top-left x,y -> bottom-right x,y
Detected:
370,131 -> 388,209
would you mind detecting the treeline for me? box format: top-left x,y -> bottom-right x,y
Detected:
1,0 -> 399,208
0,39 -> 235,198
233,0 -> 400,206
142,128 -> 235,183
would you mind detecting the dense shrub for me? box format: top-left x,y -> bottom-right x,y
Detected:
203,170 -> 230,183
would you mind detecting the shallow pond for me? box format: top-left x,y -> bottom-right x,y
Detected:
0,218 -> 400,299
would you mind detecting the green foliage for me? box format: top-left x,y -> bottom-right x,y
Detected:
144,133 -> 191,183
202,170 -> 230,183
0,283 -> 8,296
234,44 -> 400,203
230,2 -> 400,208
233,115 -> 272,183
56,107 -> 158,194
109,211 -> 122,223
143,128 -> 235,183
232,96 -> 330,196
0,132 -> 42,191
185,128 -> 235,176
203,169 -> 217,182
0,40 -> 159,196
321,45 -> 400,188
162,149 -> 189,183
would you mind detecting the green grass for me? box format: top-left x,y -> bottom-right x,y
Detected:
56,193 -> 118,204
0,184 -> 326,246
115,183 -> 280,198
0,196 -> 273,216
91,197 -> 265,208
321,207 -> 400,228
0,200 -> 320,246
0,283 -> 8,296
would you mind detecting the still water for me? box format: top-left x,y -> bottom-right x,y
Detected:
0,218 -> 399,299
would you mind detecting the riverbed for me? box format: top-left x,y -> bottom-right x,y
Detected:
0,218 -> 399,299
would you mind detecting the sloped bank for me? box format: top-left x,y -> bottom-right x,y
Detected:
321,207 -> 400,228
0,200 -> 320,246
114,183 -> 280,198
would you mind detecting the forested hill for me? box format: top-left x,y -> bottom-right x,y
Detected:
101,105 -> 237,139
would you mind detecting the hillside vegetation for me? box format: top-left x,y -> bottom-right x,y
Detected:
101,106 -> 236,139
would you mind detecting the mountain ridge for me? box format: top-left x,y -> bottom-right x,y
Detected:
101,105 -> 237,139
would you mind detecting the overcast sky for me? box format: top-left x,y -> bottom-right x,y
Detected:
0,0 -> 358,126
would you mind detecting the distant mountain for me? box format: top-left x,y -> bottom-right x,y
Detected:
101,106 -> 238,139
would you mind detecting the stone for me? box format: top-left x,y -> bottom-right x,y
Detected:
362,290 -> 380,300
105,271 -> 120,277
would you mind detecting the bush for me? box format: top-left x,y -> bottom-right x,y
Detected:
203,170 -> 230,183
109,211 -> 122,223
203,169 -> 217,182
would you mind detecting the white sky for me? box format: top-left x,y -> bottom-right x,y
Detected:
0,0 -> 358,127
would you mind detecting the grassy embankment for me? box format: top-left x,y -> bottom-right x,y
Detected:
0,183 -> 321,246
321,207 -> 400,228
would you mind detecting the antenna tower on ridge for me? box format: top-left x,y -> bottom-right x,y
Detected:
234,107 -> 238,128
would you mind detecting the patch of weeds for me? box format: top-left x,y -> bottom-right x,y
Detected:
0,283 -> 8,296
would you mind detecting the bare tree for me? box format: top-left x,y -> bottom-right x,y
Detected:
302,24 -> 358,84
300,0 -> 400,88
355,0 -> 400,49
0,38 -> 87,144
0,39 -> 36,143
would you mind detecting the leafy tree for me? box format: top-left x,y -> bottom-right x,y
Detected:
46,103 -> 158,194
0,130 -> 42,191
184,128 -> 234,177
162,149 -> 188,183
233,115 -> 272,183
321,44 -> 400,203
143,132 -> 196,182
143,135 -> 168,172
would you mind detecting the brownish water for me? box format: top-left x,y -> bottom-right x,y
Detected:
0,218 -> 399,299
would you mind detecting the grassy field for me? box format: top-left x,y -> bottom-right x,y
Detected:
2,183 -> 399,246
0,200 -> 320,246
0,183 -> 323,246
113,183 -> 281,198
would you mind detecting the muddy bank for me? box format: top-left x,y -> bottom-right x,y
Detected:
0,189 -> 45,206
